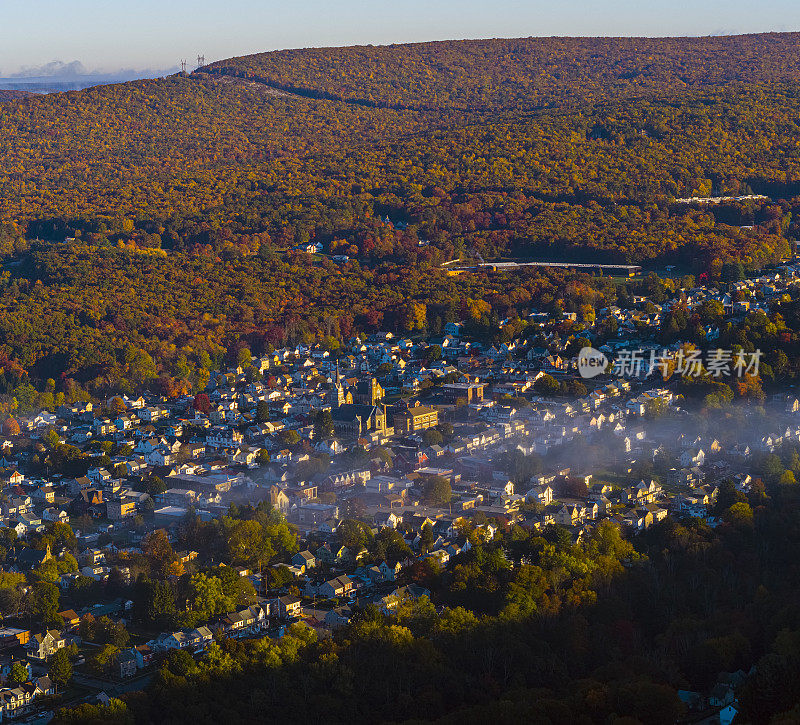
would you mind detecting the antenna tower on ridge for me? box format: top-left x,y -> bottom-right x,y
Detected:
180,59 -> 187,73
197,55 -> 205,69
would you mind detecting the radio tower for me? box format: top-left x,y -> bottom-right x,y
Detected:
180,59 -> 187,73
197,54 -> 205,69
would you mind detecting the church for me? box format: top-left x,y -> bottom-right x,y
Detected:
329,364 -> 386,437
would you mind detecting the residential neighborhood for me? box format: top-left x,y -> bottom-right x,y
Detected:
0,262 -> 796,720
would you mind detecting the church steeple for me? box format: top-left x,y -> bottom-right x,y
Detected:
332,361 -> 344,408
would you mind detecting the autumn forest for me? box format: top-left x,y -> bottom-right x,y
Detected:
1,35 -> 800,396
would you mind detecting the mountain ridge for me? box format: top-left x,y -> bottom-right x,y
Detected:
202,32 -> 800,111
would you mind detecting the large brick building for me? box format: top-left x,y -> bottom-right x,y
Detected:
394,401 -> 439,434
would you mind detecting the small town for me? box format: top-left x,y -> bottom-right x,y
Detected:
0,259 -> 792,723
6,18 -> 800,724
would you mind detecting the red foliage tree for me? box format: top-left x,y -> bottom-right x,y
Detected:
192,393 -> 211,414
3,418 -> 20,436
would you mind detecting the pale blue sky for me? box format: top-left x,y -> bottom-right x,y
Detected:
1,0 -> 800,75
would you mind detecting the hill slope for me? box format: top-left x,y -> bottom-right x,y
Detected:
204,33 -> 800,110
0,36 -> 797,388
0,89 -> 32,102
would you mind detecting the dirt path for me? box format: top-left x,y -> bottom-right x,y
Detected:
193,72 -> 312,101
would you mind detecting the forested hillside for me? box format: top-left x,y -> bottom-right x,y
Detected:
0,90 -> 31,102
205,34 -> 800,109
54,484 -> 800,724
0,35 -> 799,392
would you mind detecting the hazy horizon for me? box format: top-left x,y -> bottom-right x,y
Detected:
0,60 -> 179,80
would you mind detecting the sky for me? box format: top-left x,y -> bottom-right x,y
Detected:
2,0 -> 800,76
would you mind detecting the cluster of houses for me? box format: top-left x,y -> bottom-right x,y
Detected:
0,251 -> 795,545
0,625 -> 68,719
0,676 -> 54,720
0,260 -> 798,717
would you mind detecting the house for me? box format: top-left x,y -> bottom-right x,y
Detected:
140,406 -> 168,423
315,543 -> 343,565
32,485 -> 56,504
222,608 -> 259,635
708,683 -> 735,708
272,596 -> 302,619
426,549 -> 450,567
317,575 -> 353,599
719,705 -> 738,725
624,479 -> 662,505
25,629 -> 66,661
57,610 -> 81,628
10,513 -> 44,539
0,686 -> 33,718
106,498 -> 137,520
15,545 -> 52,570
0,628 -> 30,649
294,241 -> 323,254
163,488 -> 197,507
81,548 -> 106,566
42,507 -> 69,524
207,427 -> 244,449
525,484 -> 553,505
93,418 -> 116,436
621,507 -> 654,531
0,469 -> 24,488
680,448 -> 705,468
33,675 -> 54,696
148,632 -> 187,652
136,644 -> 154,667
134,437 -> 160,455
186,626 -> 214,650
291,551 -> 316,572
441,381 -> 485,404
379,584 -> 431,613
175,550 -> 198,566
487,480 -> 515,498
324,606 -> 352,629
75,488 -> 104,517
117,648 -> 143,678
375,510 -> 402,529
297,502 -> 339,527
115,414 -> 138,431
147,447 -> 175,467
324,469 -> 371,491
378,560 -> 402,582
646,502 -> 669,523
185,442 -> 207,459
365,565 -> 385,585
284,484 -> 318,503
555,504 -> 586,527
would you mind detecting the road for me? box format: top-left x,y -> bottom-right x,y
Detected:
447,260 -> 642,274
69,670 -> 153,695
